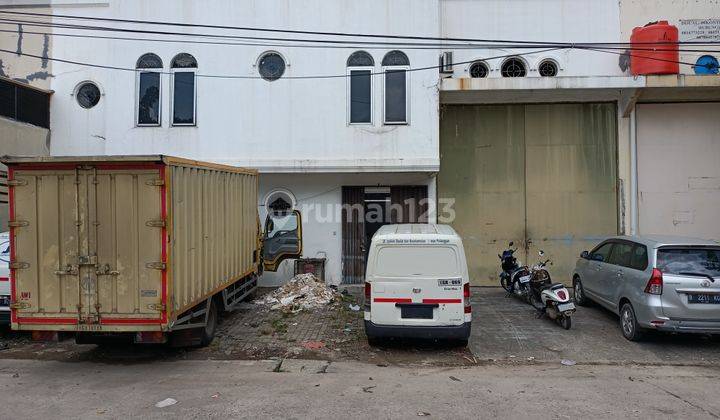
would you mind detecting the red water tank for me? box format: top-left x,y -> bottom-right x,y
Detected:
630,21 -> 679,75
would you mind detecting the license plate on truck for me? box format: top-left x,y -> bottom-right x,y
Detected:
687,294 -> 720,304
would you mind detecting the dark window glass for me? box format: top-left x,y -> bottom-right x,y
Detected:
350,70 -> 371,124
347,51 -> 374,67
469,62 -> 488,78
0,240 -> 9,263
591,242 -> 614,262
171,53 -> 197,69
501,58 -> 526,77
76,82 -> 101,109
385,69 -> 406,123
539,60 -> 558,77
608,242 -> 633,267
138,72 -> 160,125
173,72 -> 195,125
382,50 -> 409,66
0,80 -> 16,119
258,52 -> 285,81
17,88 -> 49,128
629,245 -> 648,271
137,53 -> 163,69
657,247 -> 720,277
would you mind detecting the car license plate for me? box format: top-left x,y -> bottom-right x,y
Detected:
519,275 -> 531,284
687,293 -> 720,304
557,302 -> 575,312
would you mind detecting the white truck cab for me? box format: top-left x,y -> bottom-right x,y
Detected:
363,224 -> 471,345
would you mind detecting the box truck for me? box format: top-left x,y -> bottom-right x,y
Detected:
1,155 -> 302,346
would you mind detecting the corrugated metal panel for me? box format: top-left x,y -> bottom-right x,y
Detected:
168,165 -> 258,316
439,104 -> 618,285
342,186 -> 365,284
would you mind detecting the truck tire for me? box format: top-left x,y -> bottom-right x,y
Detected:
200,300 -> 218,347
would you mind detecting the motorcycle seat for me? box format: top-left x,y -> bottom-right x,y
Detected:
541,283 -> 565,291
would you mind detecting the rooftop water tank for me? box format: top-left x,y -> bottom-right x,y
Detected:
630,21 -> 679,76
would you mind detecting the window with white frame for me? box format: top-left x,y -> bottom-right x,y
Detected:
136,53 -> 162,126
171,53 -> 198,126
381,50 -> 409,124
347,51 -> 374,124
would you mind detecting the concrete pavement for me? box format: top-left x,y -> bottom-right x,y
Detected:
1,358 -> 719,419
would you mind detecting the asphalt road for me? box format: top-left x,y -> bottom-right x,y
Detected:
1,358 -> 719,419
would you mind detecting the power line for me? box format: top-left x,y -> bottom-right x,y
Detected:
0,47 -> 566,80
1,10 -> 720,47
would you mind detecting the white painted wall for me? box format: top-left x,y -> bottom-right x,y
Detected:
258,173 -> 437,286
44,0 -> 441,172
441,0 -> 624,78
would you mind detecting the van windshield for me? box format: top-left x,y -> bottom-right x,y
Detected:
657,247 -> 720,277
375,246 -> 459,277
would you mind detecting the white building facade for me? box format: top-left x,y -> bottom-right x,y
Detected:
1,0 -> 718,285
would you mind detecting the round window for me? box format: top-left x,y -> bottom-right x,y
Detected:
469,62 -> 488,78
501,58 -> 526,78
76,82 -> 101,109
538,60 -> 558,77
258,52 -> 286,81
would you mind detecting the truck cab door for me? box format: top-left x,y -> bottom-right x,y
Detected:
262,210 -> 302,272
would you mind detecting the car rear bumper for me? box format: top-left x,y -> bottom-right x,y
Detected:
364,320 -> 471,340
652,319 -> 720,334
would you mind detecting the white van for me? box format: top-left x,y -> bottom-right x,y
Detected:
363,224 -> 471,345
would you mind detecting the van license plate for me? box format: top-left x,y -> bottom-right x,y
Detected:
400,306 -> 434,319
438,279 -> 461,286
519,275 -> 531,284
687,294 -> 720,304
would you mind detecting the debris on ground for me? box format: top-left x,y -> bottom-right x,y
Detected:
302,341 -> 325,350
362,385 -> 376,393
560,359 -> 577,366
155,398 -> 178,408
449,376 -> 462,382
348,304 -> 360,311
417,411 -> 431,416
255,273 -> 340,313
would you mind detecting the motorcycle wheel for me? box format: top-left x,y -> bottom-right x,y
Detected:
558,316 -> 572,330
500,276 -> 512,293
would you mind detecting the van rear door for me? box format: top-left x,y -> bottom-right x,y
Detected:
370,245 -> 464,327
656,247 -> 720,320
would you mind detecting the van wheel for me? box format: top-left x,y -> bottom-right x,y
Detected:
367,336 -> 381,347
620,303 -> 644,342
455,339 -> 469,348
200,300 -> 218,347
573,277 -> 590,306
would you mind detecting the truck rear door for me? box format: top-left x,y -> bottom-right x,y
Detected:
370,245 -> 464,327
10,164 -> 165,328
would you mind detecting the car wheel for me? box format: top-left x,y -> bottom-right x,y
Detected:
620,303 -> 644,342
573,277 -> 590,306
200,300 -> 218,347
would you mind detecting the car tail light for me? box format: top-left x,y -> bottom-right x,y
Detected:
364,282 -> 371,310
556,290 -> 567,301
463,283 -> 471,313
644,268 -> 663,295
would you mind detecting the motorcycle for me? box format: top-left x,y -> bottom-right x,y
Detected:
498,242 -> 531,300
526,250 -> 576,330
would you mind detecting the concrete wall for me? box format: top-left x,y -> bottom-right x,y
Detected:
620,0 -> 720,75
258,172 -> 437,286
0,116 -> 51,230
441,0 -> 624,78
0,4 -> 53,89
45,0 -> 441,173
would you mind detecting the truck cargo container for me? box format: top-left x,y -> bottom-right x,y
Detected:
1,155 -> 302,345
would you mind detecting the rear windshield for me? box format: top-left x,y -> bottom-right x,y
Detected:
656,247 -> 720,277
374,246 -> 459,277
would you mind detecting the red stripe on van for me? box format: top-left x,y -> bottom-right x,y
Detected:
0,277 -> 8,282
422,298 -> 462,304
373,298 -> 412,303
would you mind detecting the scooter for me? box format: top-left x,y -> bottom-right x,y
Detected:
527,251 -> 576,330
498,242 -> 531,300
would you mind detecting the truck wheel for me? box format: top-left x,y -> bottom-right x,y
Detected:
200,300 -> 218,347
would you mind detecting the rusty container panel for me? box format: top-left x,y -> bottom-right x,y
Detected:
439,105 -> 527,285
168,161 -> 258,317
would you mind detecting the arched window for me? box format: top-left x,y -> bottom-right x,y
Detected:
500,57 -> 527,78
171,53 -> 198,125
381,51 -> 409,124
538,59 -> 558,77
469,62 -> 489,78
347,51 -> 374,124
136,53 -> 163,126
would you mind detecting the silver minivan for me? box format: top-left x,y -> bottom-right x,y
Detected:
573,235 -> 720,341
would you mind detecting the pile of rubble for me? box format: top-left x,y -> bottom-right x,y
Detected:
255,273 -> 340,313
